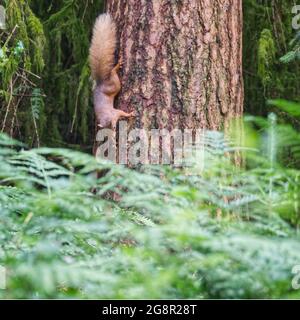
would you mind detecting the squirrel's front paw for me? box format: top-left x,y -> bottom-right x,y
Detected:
110,109 -> 135,131
118,109 -> 135,119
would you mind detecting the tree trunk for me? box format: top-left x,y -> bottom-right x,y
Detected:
106,0 -> 243,132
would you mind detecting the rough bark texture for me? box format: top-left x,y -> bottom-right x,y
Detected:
106,0 -> 243,132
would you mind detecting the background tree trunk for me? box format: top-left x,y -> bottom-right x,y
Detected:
106,0 -> 243,131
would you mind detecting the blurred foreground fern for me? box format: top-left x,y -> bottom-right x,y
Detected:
1,110 -> 300,298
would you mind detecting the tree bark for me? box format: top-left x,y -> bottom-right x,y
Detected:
106,0 -> 243,132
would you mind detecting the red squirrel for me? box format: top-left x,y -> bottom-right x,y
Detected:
89,14 -> 134,131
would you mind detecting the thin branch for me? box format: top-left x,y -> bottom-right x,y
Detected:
3,24 -> 19,48
20,68 -> 42,80
16,72 -> 37,87
1,79 -> 14,132
12,93 -> 47,98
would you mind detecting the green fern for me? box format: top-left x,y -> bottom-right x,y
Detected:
1,117 -> 300,299
280,32 -> 300,63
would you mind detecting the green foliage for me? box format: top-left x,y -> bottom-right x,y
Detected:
1,109 -> 300,298
1,0 -> 103,148
258,29 -> 276,87
32,0 -> 104,148
280,32 -> 300,63
243,0 -> 300,116
0,0 -> 46,147
268,99 -> 300,118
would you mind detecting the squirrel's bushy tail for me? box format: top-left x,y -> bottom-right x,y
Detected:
89,13 -> 116,82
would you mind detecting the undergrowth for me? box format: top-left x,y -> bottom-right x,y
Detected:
1,105 -> 300,298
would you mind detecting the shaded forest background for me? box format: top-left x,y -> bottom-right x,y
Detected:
0,0 -> 299,151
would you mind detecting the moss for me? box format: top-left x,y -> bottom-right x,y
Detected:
26,5 -> 45,72
243,0 -> 300,117
258,29 -> 276,87
0,0 -> 46,146
1,0 -> 103,149
37,0 -> 103,148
